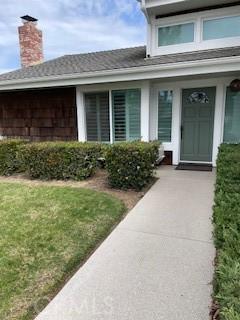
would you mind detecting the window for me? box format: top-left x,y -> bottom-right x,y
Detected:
85,92 -> 110,142
158,23 -> 194,47
203,15 -> 240,41
223,88 -> 240,143
158,90 -> 173,142
112,89 -> 141,142
188,91 -> 210,104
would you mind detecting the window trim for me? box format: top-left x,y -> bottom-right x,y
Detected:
157,21 -> 195,48
156,88 -> 174,144
84,91 -> 110,143
223,86 -> 240,143
152,5 -> 240,56
201,13 -> 240,42
111,88 -> 141,142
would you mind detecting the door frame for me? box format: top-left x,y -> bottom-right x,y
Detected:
179,86 -> 216,164
152,77 -> 229,166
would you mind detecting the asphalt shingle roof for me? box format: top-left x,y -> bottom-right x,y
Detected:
0,45 -> 240,82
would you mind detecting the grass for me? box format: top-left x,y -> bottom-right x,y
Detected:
0,182 -> 126,320
213,144 -> 240,320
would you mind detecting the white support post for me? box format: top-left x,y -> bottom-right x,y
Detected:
109,90 -> 114,143
76,86 -> 86,142
141,81 -> 150,142
212,83 -> 225,166
172,88 -> 181,165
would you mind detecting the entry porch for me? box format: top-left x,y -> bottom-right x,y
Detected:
77,75 -> 240,166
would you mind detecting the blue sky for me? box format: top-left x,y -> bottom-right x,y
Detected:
0,0 -> 146,74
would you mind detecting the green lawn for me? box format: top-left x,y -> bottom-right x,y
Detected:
0,183 -> 125,320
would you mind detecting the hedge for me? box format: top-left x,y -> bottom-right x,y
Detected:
213,144 -> 240,320
19,142 -> 102,180
0,139 -> 27,175
105,141 -> 160,190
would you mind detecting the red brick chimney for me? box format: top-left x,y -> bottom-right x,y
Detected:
18,15 -> 44,68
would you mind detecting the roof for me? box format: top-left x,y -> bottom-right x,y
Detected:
0,45 -> 240,83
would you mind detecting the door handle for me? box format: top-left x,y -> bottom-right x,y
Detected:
181,125 -> 184,140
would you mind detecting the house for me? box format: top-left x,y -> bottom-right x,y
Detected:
0,1 -> 240,166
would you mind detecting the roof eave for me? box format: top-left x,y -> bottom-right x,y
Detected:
0,56 -> 239,91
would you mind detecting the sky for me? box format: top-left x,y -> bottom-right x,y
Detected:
0,0 -> 146,74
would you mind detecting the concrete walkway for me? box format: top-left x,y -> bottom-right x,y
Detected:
36,166 -> 215,320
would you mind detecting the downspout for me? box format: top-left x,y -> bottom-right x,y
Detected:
137,0 -> 151,57
137,0 -> 150,23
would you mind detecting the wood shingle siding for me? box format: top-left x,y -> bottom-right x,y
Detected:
0,87 -> 77,141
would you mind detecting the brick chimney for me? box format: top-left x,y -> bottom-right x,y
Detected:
18,15 -> 44,68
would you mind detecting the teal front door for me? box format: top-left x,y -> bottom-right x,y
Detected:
180,87 -> 216,162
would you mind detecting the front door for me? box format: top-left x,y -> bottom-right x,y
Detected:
180,87 -> 216,162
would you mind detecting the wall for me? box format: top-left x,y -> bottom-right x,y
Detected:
0,87 -> 77,141
148,5 -> 240,56
150,75 -> 239,166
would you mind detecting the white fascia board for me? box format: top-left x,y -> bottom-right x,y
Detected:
0,56 -> 240,91
145,0 -> 185,8
139,0 -> 150,22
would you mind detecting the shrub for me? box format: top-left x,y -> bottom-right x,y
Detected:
19,142 -> 102,180
0,139 -> 27,175
213,144 -> 240,320
97,143 -> 111,168
105,141 -> 160,190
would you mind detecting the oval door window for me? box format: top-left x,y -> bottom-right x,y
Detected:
188,91 -> 209,104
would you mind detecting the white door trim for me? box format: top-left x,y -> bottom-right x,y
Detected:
152,75 -> 240,166
179,86 -> 216,164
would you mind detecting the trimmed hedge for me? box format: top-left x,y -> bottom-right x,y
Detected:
19,142 -> 102,180
213,144 -> 240,320
105,141 -> 159,190
0,139 -> 27,175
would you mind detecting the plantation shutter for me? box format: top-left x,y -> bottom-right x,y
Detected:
112,91 -> 126,141
112,89 -> 141,141
223,88 -> 240,143
127,89 -> 141,141
158,90 -> 173,142
85,92 -> 110,142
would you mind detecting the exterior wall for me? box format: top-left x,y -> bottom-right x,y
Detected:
77,76 -> 238,167
1,76 -> 231,165
150,75 -> 240,166
0,88 -> 77,141
148,5 -> 240,56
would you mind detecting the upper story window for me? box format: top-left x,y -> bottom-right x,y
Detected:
203,15 -> 240,41
151,6 -> 240,56
158,22 -> 194,47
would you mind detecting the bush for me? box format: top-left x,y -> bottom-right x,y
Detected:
105,141 -> 159,190
0,139 -> 27,175
97,143 -> 111,168
19,142 -> 102,180
213,144 -> 240,320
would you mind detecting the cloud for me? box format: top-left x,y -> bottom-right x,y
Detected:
0,0 -> 145,73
